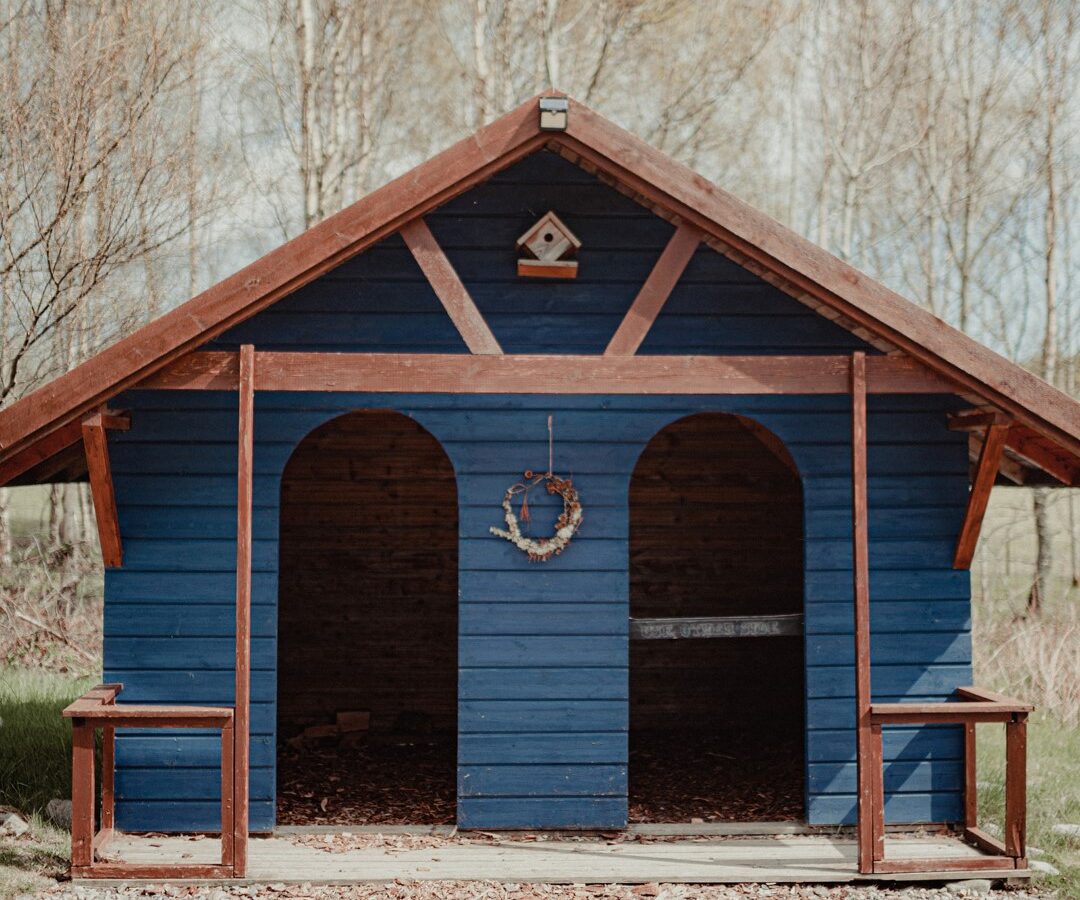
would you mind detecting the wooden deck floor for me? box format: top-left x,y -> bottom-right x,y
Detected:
95,831 -> 1029,885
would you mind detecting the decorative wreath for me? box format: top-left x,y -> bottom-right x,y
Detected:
489,470 -> 584,562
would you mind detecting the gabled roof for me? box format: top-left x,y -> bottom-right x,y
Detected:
1,92 -> 1079,481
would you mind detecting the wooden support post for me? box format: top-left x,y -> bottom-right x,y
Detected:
70,721 -> 95,868
400,218 -> 503,355
604,222 -> 701,356
953,423 -> 1009,569
233,344 -> 254,876
220,717 -> 235,868
964,722 -> 978,830
851,351 -> 876,874
100,726 -> 115,836
870,723 -> 885,862
1005,715 -> 1027,863
81,412 -> 129,568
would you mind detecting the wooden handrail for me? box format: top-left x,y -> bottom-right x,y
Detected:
66,684 -> 236,880
864,686 -> 1031,875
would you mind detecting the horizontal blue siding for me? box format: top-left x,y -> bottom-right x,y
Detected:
104,150 -> 972,831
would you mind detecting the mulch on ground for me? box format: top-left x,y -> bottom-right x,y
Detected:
629,731 -> 804,823
278,729 -> 802,827
276,734 -> 456,826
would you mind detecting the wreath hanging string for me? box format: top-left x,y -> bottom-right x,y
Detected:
489,416 -> 583,562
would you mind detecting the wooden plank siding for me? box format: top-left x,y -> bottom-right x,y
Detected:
101,151 -> 972,832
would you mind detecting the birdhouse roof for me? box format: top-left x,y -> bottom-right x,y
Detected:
516,211 -> 581,251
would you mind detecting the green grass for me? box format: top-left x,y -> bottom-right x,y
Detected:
0,814 -> 68,900
0,668 -> 94,898
0,668 -> 95,815
977,713 -> 1080,896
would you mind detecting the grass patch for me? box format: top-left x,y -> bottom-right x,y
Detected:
0,668 -> 96,815
976,713 -> 1080,897
0,669 -> 91,899
0,815 -> 68,900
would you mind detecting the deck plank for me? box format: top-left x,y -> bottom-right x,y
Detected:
94,833 -> 1025,885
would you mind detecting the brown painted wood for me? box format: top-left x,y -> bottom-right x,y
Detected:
964,826 -> 1007,857
948,410 -> 1013,431
869,706 -> 1025,725
72,864 -> 235,879
141,351 -> 954,395
100,726 -> 115,834
870,723 -> 885,863
1005,716 -> 1027,860
605,222 -> 701,356
1005,425 -> 1080,485
850,352 -> 874,876
399,217 -> 503,355
953,423 -> 1009,570
557,103 -> 1080,456
234,344 -> 254,876
0,418 -> 83,486
63,702 -> 232,722
81,417 -> 123,567
964,723 -> 977,830
873,856 -> 1017,874
70,722 -> 95,868
955,686 -> 1034,709
221,718 -> 235,868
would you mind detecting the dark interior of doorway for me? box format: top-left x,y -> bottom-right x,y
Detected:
276,410 -> 457,825
629,412 -> 806,823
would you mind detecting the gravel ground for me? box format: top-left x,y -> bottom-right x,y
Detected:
34,881 -> 1042,900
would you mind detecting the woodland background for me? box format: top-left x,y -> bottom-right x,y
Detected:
1,0 -> 1079,691
1,0 -> 1080,893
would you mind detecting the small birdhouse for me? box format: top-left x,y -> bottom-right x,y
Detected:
516,211 -> 581,279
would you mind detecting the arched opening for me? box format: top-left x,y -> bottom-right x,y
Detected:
276,410 -> 457,825
629,412 -> 805,823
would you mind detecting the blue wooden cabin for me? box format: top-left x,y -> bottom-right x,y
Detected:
2,95 -> 1076,878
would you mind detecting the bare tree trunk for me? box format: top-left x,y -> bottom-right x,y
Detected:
1029,487 -> 1053,614
0,487 -> 11,566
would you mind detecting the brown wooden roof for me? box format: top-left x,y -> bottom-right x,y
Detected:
1,92 -> 1079,479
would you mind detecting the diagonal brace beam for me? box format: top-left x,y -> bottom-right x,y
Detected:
605,222 -> 701,356
81,410 -> 130,568
953,423 -> 1010,569
400,217 -> 503,355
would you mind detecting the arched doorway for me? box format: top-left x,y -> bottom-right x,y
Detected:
629,412 -> 805,823
276,410 -> 457,825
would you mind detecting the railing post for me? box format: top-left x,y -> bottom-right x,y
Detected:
964,722 -> 977,830
220,717 -> 235,870
234,344 -> 255,876
1005,714 -> 1027,864
851,351 -> 875,874
70,720 -> 95,868
100,726 -> 115,835
871,723 -> 885,863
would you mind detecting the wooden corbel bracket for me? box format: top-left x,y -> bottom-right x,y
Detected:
81,409 -> 130,568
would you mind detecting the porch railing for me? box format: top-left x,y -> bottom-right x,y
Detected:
63,683 -> 237,879
866,685 -> 1032,875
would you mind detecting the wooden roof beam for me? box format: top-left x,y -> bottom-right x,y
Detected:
951,408 -> 1080,486
138,351 -> 954,395
954,423 -> 1010,569
81,409 -> 129,568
